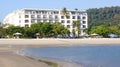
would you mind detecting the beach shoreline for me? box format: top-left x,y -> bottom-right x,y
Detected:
0,38 -> 120,46
25,55 -> 84,67
0,38 -> 120,67
0,46 -> 83,67
0,47 -> 50,67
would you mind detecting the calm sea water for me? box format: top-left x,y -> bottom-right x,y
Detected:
23,45 -> 120,67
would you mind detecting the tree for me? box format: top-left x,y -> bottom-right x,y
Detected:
87,6 -> 120,28
61,7 -> 70,19
41,22 -> 53,37
73,20 -> 81,37
24,27 -> 35,38
52,23 -> 70,37
52,23 -> 63,36
75,8 -> 78,11
84,28 -> 90,34
109,26 -> 120,35
90,25 -> 110,37
31,22 -> 43,37
61,28 -> 70,34
5,25 -> 24,37
2,22 -> 70,38
72,29 -> 75,37
0,27 -> 5,38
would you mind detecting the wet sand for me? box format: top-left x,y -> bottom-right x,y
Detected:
37,57 -> 84,67
0,47 -> 50,67
0,54 -> 50,67
0,47 -> 83,67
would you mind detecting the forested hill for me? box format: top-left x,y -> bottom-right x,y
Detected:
87,6 -> 120,28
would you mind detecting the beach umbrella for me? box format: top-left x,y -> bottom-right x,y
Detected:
108,34 -> 118,38
91,33 -> 98,36
82,33 -> 89,36
35,33 -> 40,38
13,32 -> 22,35
35,33 -> 40,36
13,32 -> 22,38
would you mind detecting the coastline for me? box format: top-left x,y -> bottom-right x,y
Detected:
0,47 -> 50,67
0,38 -> 120,46
0,47 -> 83,67
26,55 -> 84,67
0,38 -> 120,67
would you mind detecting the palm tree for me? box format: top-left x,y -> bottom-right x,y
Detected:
75,8 -> 78,11
72,29 -> 75,37
73,20 -> 81,37
61,7 -> 70,19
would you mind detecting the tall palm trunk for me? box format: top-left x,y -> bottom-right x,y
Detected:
73,20 -> 81,37
61,7 -> 69,19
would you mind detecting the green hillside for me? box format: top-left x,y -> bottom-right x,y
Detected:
87,6 -> 120,28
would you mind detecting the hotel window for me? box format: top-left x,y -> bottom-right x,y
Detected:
32,11 -> 36,14
71,12 -> 75,15
25,11 -> 29,14
77,16 -> 80,19
19,20 -> 21,23
41,11 -> 44,14
54,11 -> 59,14
43,20 -> 47,22
61,16 -> 64,19
36,11 -> 39,14
83,25 -> 86,28
49,20 -> 53,22
67,20 -> 70,23
73,26 -> 75,28
56,11 -> 59,14
31,15 -> 35,18
25,20 -> 29,23
25,15 -> 29,18
77,12 -> 81,15
72,16 -> 75,19
83,21 -> 86,24
55,15 -> 58,19
37,19 -> 41,22
50,12 -> 53,14
37,15 -> 41,18
55,20 -> 59,22
61,20 -> 65,23
54,11 -> 56,14
83,17 -> 86,19
29,11 -> 32,14
43,15 -> 47,19
25,24 -> 29,27
31,19 -> 35,23
42,11 -> 47,14
67,25 -> 70,28
19,16 -> 21,18
49,15 -> 52,19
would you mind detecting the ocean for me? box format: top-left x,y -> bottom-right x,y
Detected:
22,45 -> 120,67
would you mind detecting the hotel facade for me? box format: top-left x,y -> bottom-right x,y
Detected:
3,8 -> 88,35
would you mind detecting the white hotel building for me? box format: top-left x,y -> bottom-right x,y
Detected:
3,8 -> 88,35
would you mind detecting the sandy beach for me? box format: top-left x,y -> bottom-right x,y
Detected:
0,47 -> 83,67
0,38 -> 120,67
0,38 -> 120,46
0,47 -> 50,67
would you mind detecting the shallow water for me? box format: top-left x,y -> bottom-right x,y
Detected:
22,45 -> 120,67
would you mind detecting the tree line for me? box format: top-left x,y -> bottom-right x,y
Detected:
87,6 -> 120,28
86,25 -> 120,37
0,22 -> 70,38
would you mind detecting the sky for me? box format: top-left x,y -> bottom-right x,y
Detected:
0,0 -> 120,22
